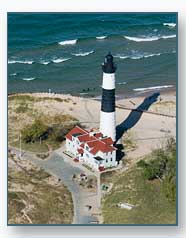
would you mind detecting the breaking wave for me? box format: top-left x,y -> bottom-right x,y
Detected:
161,34 -> 176,39
39,60 -> 50,65
163,22 -> 176,27
22,77 -> 36,81
114,50 -> 176,60
10,73 -> 17,76
96,36 -> 107,40
115,52 -> 162,60
52,58 -> 71,63
124,34 -> 176,42
8,59 -> 34,64
72,50 -> 94,57
117,82 -> 127,85
58,39 -> 77,46
133,85 -> 174,92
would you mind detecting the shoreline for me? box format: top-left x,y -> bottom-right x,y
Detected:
8,86 -> 176,101
8,88 -> 176,158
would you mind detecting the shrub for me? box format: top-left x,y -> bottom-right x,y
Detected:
137,138 -> 176,201
22,119 -> 49,143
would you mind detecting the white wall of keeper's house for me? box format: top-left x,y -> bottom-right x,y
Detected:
65,138 -> 117,170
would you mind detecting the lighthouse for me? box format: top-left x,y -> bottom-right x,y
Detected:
100,52 -> 117,141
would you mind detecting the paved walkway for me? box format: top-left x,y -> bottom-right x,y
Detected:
10,147 -> 100,224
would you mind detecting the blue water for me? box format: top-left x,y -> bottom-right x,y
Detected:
8,13 -> 177,96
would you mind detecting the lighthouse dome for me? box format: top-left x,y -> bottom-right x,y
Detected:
102,52 -> 117,74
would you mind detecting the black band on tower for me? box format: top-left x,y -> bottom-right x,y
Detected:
101,88 -> 115,112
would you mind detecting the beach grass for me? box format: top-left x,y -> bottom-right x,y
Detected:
8,94 -> 79,153
102,165 -> 176,224
8,163 -> 73,224
11,140 -> 49,153
102,139 -> 176,224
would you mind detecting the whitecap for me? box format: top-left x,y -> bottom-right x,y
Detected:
39,60 -> 50,65
96,36 -> 107,40
124,35 -> 160,42
8,59 -> 34,64
163,23 -> 176,27
133,85 -> 174,92
143,53 -> 161,58
117,82 -> 127,85
72,50 -> 94,57
124,34 -> 176,42
58,39 -> 77,46
114,52 -> 161,60
161,34 -> 176,39
52,58 -> 70,63
114,55 -> 129,59
22,77 -> 36,81
10,73 -> 17,76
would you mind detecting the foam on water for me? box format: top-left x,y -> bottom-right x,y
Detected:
117,82 -> 127,85
133,85 -> 174,92
96,36 -> 107,40
124,34 -> 176,42
72,50 -> 94,57
22,77 -> 36,81
10,73 -> 17,76
39,60 -> 50,65
163,23 -> 176,27
52,58 -> 71,63
58,39 -> 77,46
8,60 -> 34,64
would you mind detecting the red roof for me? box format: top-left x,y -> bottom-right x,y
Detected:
66,126 -> 87,141
66,126 -> 116,156
89,140 -> 116,155
77,134 -> 96,143
86,139 -> 99,148
77,148 -> 84,154
101,137 -> 114,145
94,132 -> 103,138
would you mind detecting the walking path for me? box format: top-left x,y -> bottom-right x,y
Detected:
10,147 -> 101,224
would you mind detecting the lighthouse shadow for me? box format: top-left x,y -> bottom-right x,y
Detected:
115,92 -> 160,162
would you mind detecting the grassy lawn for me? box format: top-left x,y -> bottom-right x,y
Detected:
102,165 -> 176,224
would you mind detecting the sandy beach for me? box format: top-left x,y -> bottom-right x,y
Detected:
8,89 -> 176,161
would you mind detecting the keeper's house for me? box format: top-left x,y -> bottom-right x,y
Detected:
65,126 -> 117,171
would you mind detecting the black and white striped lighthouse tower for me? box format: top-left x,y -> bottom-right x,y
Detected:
100,52 -> 117,141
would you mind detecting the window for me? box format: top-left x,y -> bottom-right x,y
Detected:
111,158 -> 112,161
106,159 -> 108,163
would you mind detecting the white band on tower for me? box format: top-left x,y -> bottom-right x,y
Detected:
100,52 -> 116,142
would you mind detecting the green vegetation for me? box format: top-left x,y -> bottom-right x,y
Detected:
137,138 -> 176,201
8,93 -> 80,153
11,140 -> 49,153
15,103 -> 30,113
102,138 -> 176,224
22,119 -> 49,143
19,115 -> 80,152
9,94 -> 72,103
